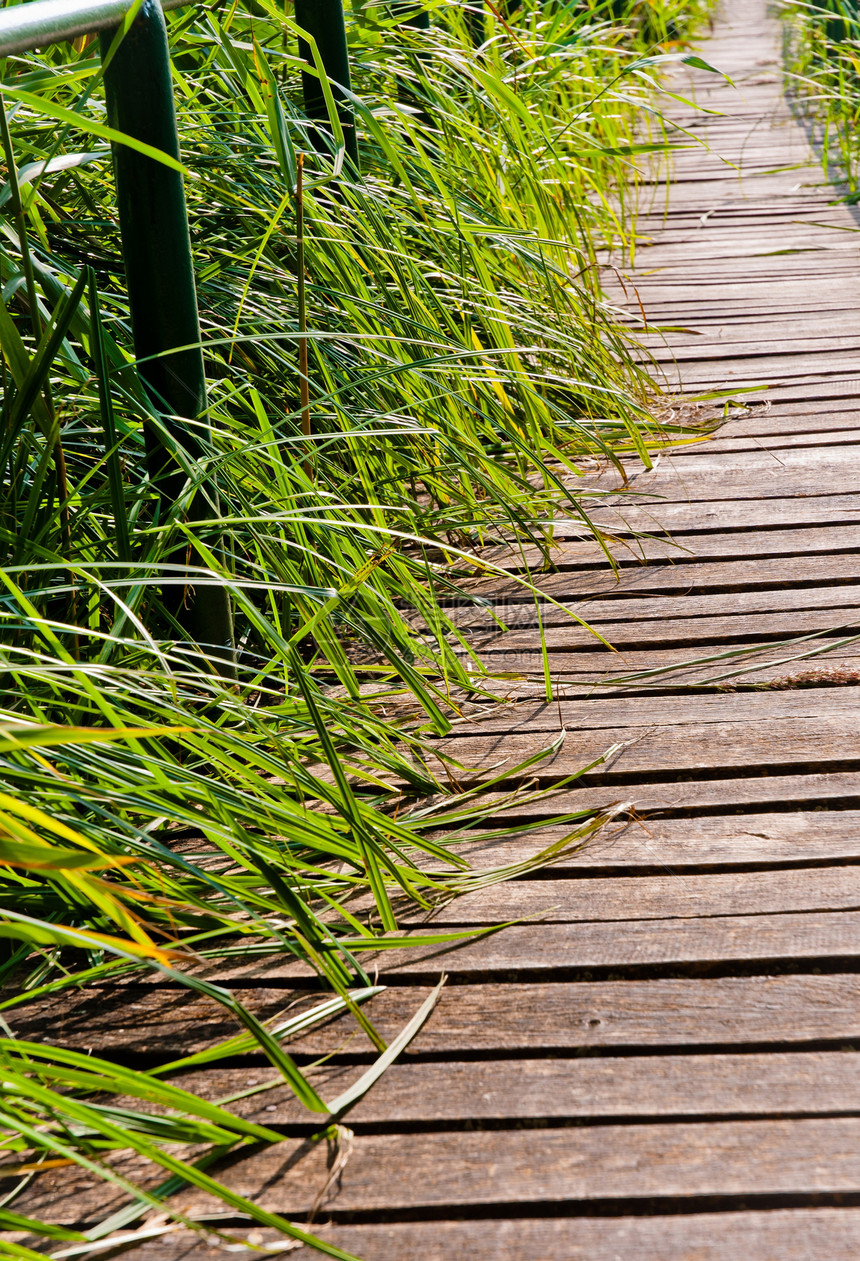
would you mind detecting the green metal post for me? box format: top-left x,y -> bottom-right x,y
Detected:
294,0 -> 359,170
100,0 -> 235,675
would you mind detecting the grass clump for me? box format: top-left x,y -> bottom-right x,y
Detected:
0,0 -> 710,1252
781,0 -> 860,190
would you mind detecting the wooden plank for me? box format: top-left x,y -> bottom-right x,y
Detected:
451,643 -> 860,684
465,554 -> 860,599
666,433 -> 860,455
180,1051 -> 860,1126
741,380 -> 860,405
636,217 -> 860,235
209,910 -> 860,980
630,231 -> 858,251
637,173 -> 830,193
585,495 -> 860,533
630,252 -> 860,273
206,1210 -> 860,1261
296,972 -> 860,1052
643,348 -> 860,371
448,689 -> 860,733
394,867 -> 860,927
637,290 -> 860,310
642,362 -> 857,387
616,249 -> 857,268
434,811 -> 860,873
646,348 -> 860,372
19,1119 -> 860,1227
432,716 -> 860,782
473,607 -> 860,649
448,583 -> 860,629
629,299 -> 860,318
731,399 -> 860,415
16,972 -> 860,1058
591,445 -> 860,475
609,281 -> 859,302
641,328 -> 860,351
464,770 -> 860,818
660,363 -> 860,388
577,468 -> 860,505
485,525 -> 860,571
638,222 -> 859,239
637,223 -> 860,240
89,1119 -> 860,1218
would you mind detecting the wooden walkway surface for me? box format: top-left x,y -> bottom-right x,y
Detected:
14,0 -> 860,1257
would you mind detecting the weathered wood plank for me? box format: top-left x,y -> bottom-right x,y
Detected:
466,554 -> 860,599
448,689 -> 860,733
180,1051 -> 860,1126
615,444 -> 860,476
472,608 -> 860,650
662,364 -> 860,390
484,525 -> 860,572
394,868 -> 860,927
23,1117 -> 860,1224
586,495 -> 860,533
447,584 -> 860,630
208,910 -> 860,980
439,811 -> 860,873
163,1210 -> 860,1261
561,471 -> 859,507
449,583 -> 860,630
437,712 -> 860,773
642,331 -> 860,354
454,643 -> 860,685
465,770 -> 860,817
658,430 -> 860,455
742,380 -> 860,405
15,973 -> 860,1057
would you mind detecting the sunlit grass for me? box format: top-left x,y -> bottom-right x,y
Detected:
0,0 -> 711,1252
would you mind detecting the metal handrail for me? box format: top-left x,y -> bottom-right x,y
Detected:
0,0 -> 184,58
0,0 -> 358,670
0,0 -> 236,669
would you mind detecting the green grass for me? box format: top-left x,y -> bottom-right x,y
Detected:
781,0 -> 860,190
0,0 -> 711,1252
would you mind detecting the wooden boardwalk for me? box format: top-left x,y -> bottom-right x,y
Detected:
14,0 -> 860,1257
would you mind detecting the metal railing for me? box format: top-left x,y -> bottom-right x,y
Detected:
1,0 -> 234,665
0,0 -> 183,58
0,0 -> 363,670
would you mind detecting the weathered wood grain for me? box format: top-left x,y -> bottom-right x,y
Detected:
646,430 -> 860,454
586,495 -> 860,533
206,910 -> 860,981
465,556 -> 860,602
394,867 -> 860,926
440,811 -> 860,873
464,770 -> 860,817
457,645 -> 860,686
133,1210 -> 860,1261
448,689 -> 860,734
484,525 -> 860,572
429,716 -> 860,784
21,1118 -> 860,1224
179,1050 -> 860,1126
14,973 -> 860,1058
445,583 -> 860,630
471,607 -> 860,650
